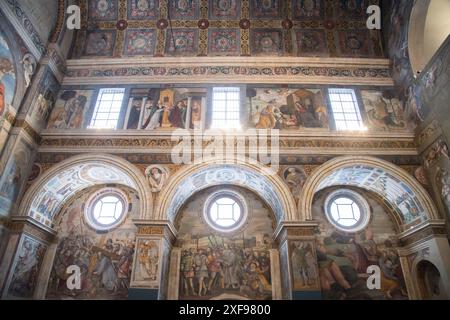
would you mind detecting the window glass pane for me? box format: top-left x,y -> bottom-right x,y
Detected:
101,93 -> 115,101
211,87 -> 241,129
89,88 -> 125,129
329,89 -> 364,131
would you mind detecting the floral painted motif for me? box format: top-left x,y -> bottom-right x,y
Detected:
124,30 -> 156,56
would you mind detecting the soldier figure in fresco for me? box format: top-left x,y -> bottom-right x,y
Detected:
180,249 -> 195,296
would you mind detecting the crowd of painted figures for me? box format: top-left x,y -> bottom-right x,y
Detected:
47,234 -> 135,299
317,231 -> 408,300
180,244 -> 272,300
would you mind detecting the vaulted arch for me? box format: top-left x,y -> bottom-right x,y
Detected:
154,158 -> 297,226
17,154 -> 152,227
299,156 -> 439,230
409,0 -> 450,74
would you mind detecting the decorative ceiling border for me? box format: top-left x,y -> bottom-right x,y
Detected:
0,0 -> 46,58
63,57 -> 394,86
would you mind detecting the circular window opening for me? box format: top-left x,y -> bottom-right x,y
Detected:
324,190 -> 370,233
204,191 -> 248,233
85,188 -> 128,231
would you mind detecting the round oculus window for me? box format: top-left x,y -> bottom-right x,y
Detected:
203,191 -> 248,233
85,188 -> 128,231
324,189 -> 370,233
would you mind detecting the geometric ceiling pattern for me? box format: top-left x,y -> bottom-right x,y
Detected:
317,165 -> 426,225
72,0 -> 383,58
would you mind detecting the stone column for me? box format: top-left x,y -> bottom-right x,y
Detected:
0,217 -> 11,263
269,249 -> 283,300
275,222 -> 321,300
128,221 -> 176,300
167,248 -> 181,300
0,217 -> 55,299
185,97 -> 192,130
398,220 -> 450,300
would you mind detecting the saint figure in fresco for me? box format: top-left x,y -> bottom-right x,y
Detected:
256,103 -> 278,129
191,100 -> 202,129
146,166 -> 168,192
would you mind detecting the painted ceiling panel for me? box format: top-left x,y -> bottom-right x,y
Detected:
71,0 -> 384,59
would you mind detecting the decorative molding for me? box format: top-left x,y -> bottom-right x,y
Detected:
138,226 -> 164,235
274,221 -> 319,243
0,216 -> 9,227
398,220 -> 448,247
35,154 -> 421,168
7,217 -> 56,244
63,57 -> 394,86
3,111 -> 16,126
0,0 -> 46,59
41,45 -> 67,83
133,220 -> 177,243
48,0 -> 66,44
38,134 -> 417,156
14,119 -> 41,144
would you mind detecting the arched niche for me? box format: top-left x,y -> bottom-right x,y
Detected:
311,186 -> 410,300
409,0 -> 450,75
18,153 -> 153,228
416,260 -> 448,300
154,158 -> 297,226
299,156 -> 439,230
172,185 -> 279,300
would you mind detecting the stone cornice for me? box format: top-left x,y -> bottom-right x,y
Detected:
3,111 -> 16,126
38,131 -> 417,156
13,119 -> 41,145
63,57 -> 393,86
273,221 -> 320,243
41,45 -> 67,83
132,219 -> 177,244
398,220 -> 448,247
7,216 -> 56,244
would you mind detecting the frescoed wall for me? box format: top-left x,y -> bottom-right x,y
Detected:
384,0 -> 415,102
247,88 -> 329,130
45,186 -> 139,300
312,188 -> 409,300
6,235 -> 47,299
0,139 -> 34,217
361,90 -> 408,132
175,186 -> 274,300
290,240 -> 320,291
42,85 -> 427,134
47,90 -> 95,129
126,88 -> 206,130
318,165 -> 426,225
0,30 -> 16,119
28,162 -> 137,227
